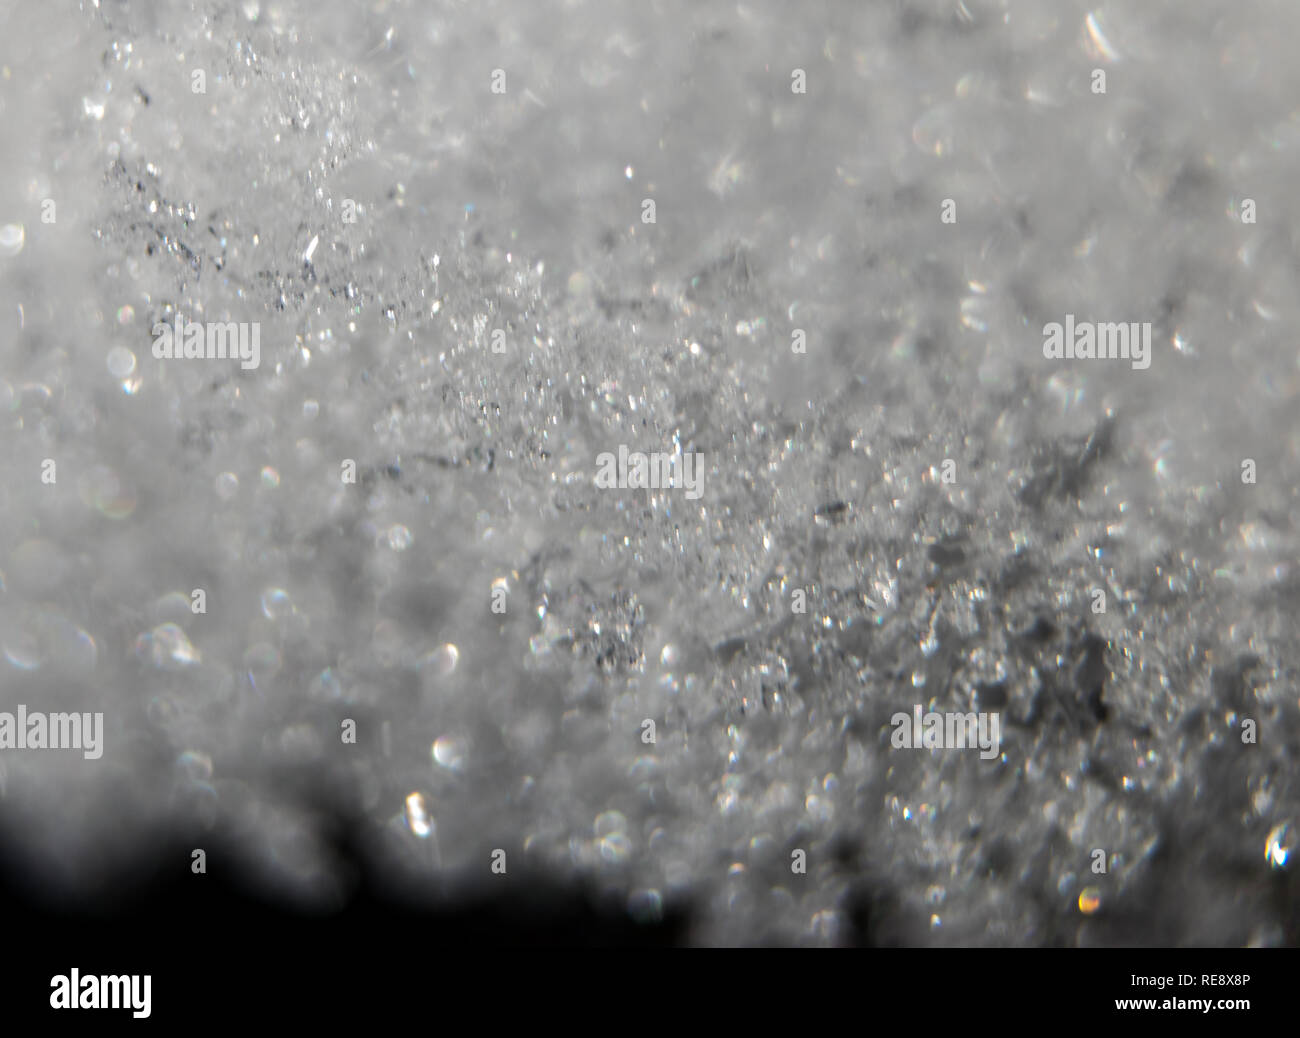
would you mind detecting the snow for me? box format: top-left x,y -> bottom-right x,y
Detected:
0,0 -> 1297,945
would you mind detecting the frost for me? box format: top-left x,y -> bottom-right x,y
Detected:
0,0 -> 1298,946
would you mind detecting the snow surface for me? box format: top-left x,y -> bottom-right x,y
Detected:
0,0 -> 1298,945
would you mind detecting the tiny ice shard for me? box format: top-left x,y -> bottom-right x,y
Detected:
404,793 -> 434,838
135,623 -> 200,669
1265,822 -> 1293,869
